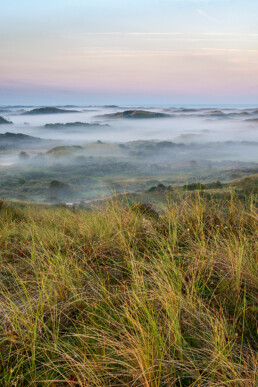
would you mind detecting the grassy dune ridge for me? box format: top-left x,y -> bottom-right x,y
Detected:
0,188 -> 257,385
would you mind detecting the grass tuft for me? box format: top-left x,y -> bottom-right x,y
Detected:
0,193 -> 257,386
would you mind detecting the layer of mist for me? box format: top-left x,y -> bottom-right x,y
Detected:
0,105 -> 257,145
0,105 -> 257,202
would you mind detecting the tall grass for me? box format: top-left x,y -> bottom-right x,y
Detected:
0,193 -> 257,386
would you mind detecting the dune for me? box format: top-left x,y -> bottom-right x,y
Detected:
23,107 -> 79,115
97,110 -> 170,119
46,145 -> 84,157
43,122 -> 109,129
0,132 -> 47,149
0,116 -> 13,124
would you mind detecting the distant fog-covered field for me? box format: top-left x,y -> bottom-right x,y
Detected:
0,105 -> 257,202
1,105 -> 258,144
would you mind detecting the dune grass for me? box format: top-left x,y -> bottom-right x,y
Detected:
0,192 -> 257,386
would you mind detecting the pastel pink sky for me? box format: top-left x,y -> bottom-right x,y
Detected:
1,0 -> 258,105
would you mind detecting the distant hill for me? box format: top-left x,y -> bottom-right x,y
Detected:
23,107 -> 79,115
46,142 -> 124,158
98,110 -> 170,119
0,116 -> 13,124
0,132 -> 48,149
46,145 -> 84,157
43,122 -> 109,129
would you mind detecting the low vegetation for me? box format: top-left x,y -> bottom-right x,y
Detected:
0,184 -> 257,385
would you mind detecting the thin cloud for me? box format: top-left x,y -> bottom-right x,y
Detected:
65,48 -> 258,59
197,9 -> 219,22
81,31 -> 258,39
84,32 -> 182,36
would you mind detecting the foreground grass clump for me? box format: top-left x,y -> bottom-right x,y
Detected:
0,194 -> 257,386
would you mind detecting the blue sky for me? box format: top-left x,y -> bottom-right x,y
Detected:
1,0 -> 258,105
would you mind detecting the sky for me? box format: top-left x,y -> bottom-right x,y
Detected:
1,0 -> 258,105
